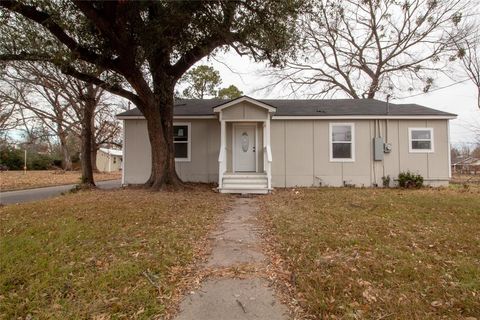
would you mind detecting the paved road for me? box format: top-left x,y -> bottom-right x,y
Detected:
0,180 -> 121,205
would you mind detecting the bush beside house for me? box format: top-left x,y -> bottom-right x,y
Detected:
398,171 -> 424,188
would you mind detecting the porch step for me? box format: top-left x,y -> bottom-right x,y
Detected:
220,173 -> 269,194
222,178 -> 268,185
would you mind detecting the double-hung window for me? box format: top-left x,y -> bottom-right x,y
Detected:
173,123 -> 191,161
330,123 -> 355,162
409,128 -> 434,153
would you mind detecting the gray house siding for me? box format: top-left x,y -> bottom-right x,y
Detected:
270,119 -> 449,187
123,118 -> 450,187
123,119 -> 220,184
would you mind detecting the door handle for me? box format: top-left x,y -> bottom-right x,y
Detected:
253,146 -> 256,152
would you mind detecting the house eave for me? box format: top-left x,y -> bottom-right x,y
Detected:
117,114 -> 456,121
117,115 -> 217,120
272,115 -> 457,120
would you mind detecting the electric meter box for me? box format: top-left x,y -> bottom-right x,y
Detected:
373,137 -> 384,161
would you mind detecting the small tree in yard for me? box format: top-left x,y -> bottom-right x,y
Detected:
0,1 -> 305,189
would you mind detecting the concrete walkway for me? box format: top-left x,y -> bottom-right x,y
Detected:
174,197 -> 289,320
0,179 -> 121,205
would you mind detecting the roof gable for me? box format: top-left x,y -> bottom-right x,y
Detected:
212,96 -> 276,113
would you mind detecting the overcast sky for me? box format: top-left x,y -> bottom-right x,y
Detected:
197,50 -> 480,147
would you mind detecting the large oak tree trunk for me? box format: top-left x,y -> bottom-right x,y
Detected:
79,86 -> 97,187
91,145 -> 98,172
90,121 -> 98,172
142,83 -> 182,190
58,128 -> 72,171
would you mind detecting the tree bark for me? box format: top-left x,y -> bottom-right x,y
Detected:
58,128 -> 72,171
141,82 -> 182,190
90,116 -> 98,173
79,85 -> 97,187
91,144 -> 98,172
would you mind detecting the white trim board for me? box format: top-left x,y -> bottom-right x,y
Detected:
272,115 -> 456,120
118,115 -> 456,120
117,115 -> 217,120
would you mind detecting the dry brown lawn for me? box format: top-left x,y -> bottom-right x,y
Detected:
451,173 -> 480,185
0,186 -> 231,319
0,170 -> 121,191
261,187 -> 480,319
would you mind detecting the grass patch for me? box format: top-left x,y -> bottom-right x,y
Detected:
0,170 -> 121,191
261,187 -> 480,319
0,186 -> 230,319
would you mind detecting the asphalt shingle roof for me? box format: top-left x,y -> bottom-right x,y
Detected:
117,97 -> 456,118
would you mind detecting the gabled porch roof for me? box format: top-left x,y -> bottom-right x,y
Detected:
212,96 -> 276,113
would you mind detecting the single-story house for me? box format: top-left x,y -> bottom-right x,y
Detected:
117,96 -> 455,193
96,148 -> 122,172
452,157 -> 480,174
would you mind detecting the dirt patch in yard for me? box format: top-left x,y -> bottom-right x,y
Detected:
0,170 -> 121,191
260,187 -> 480,319
0,186 -> 231,319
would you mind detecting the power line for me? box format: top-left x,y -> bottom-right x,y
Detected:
393,78 -> 471,100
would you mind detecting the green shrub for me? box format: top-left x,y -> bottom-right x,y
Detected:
382,175 -> 391,188
0,146 -> 24,170
398,171 -> 424,188
28,153 -> 54,170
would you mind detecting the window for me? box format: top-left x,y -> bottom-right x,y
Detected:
330,123 -> 355,161
409,128 -> 434,153
174,123 -> 191,161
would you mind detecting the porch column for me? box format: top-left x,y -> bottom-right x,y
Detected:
218,119 -> 227,188
265,115 -> 272,189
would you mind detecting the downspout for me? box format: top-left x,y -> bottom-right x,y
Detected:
385,94 -> 390,144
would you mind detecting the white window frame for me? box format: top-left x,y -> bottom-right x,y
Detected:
408,127 -> 434,153
173,122 -> 191,162
329,122 -> 355,162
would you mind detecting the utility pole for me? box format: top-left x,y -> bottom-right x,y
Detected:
24,149 -> 27,174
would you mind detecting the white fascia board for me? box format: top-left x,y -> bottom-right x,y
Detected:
272,115 -> 456,120
116,115 -> 145,120
117,115 -> 217,120
213,96 -> 276,113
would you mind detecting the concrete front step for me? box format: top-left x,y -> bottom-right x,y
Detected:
219,188 -> 269,194
220,173 -> 270,194
222,178 -> 268,185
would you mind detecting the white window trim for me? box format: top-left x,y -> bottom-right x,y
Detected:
408,127 -> 434,153
174,122 -> 191,162
329,122 -> 355,162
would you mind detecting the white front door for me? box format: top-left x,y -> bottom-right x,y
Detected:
234,124 -> 256,172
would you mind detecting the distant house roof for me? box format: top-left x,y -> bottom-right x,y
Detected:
453,157 -> 480,165
99,148 -> 123,157
117,96 -> 456,118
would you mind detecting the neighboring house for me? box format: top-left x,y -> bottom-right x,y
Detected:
117,96 -> 455,194
96,148 -> 122,172
452,157 -> 480,174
